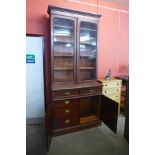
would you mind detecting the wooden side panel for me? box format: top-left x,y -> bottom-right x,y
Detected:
45,104 -> 54,150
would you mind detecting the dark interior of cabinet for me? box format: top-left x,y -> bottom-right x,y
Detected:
80,96 -> 99,124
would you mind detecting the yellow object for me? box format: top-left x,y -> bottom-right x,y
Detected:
98,78 -> 122,112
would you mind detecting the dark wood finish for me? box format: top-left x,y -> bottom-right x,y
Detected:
48,6 -> 101,18
53,120 -> 101,136
124,78 -> 129,141
53,89 -> 79,99
54,116 -> 79,129
80,115 -> 99,124
115,75 -> 129,113
80,86 -> 102,95
48,6 -> 102,136
55,106 -> 79,118
54,98 -> 79,108
100,95 -> 118,133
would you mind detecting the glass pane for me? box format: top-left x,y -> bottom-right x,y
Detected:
53,17 -> 75,82
79,21 -> 97,81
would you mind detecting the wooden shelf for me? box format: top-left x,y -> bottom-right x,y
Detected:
80,55 -> 96,58
54,41 -> 73,44
80,28 -> 96,31
54,54 -> 73,57
54,68 -> 73,70
80,115 -> 98,124
80,67 -> 95,70
80,42 -> 96,46
54,24 -> 74,29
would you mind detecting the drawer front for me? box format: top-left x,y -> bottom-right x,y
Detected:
102,81 -> 121,88
55,116 -> 79,129
102,87 -> 121,95
55,106 -> 79,118
53,89 -> 79,98
111,94 -> 120,100
54,98 -> 79,109
80,86 -> 102,95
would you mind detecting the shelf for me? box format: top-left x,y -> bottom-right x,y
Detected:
54,54 -> 73,57
80,115 -> 98,124
54,68 -> 73,71
80,28 -> 96,31
80,67 -> 95,70
80,55 -> 96,58
54,24 -> 74,29
53,34 -> 73,37
80,42 -> 96,46
54,41 -> 73,44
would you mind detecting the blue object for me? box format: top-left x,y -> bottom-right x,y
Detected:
26,54 -> 35,63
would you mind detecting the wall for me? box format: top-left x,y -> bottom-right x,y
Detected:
26,0 -> 129,105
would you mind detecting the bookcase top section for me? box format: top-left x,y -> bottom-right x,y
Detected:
47,5 -> 101,18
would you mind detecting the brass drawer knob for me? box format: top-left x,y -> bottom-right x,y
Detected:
64,100 -> 70,104
117,83 -> 119,85
65,109 -> 70,113
65,119 -> 70,124
90,90 -> 94,93
65,92 -> 70,95
117,89 -> 119,92
104,91 -> 107,93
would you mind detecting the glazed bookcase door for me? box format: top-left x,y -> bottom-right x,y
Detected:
53,17 -> 76,82
79,21 -> 97,81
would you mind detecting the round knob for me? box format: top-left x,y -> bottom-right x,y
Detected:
64,100 -> 70,104
65,92 -> 70,95
90,90 -> 94,93
65,109 -> 70,113
65,120 -> 70,124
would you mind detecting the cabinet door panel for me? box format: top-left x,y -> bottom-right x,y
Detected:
100,95 -> 118,133
79,21 -> 97,81
53,17 -> 76,82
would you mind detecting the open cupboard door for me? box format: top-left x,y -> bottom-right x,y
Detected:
100,95 -> 118,133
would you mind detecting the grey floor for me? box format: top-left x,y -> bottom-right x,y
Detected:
26,116 -> 128,155
26,124 -> 47,155
48,116 -> 129,155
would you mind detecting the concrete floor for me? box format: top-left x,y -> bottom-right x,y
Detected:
26,124 -> 47,155
48,116 -> 129,155
26,116 -> 129,155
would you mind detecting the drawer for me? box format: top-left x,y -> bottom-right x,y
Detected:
54,98 -> 79,109
80,86 -> 102,95
55,106 -> 79,118
55,116 -> 79,129
111,94 -> 120,100
53,89 -> 79,98
102,81 -> 121,88
102,87 -> 121,95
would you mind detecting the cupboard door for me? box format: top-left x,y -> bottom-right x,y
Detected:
100,95 -> 118,133
53,17 -> 76,82
79,21 -> 97,81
